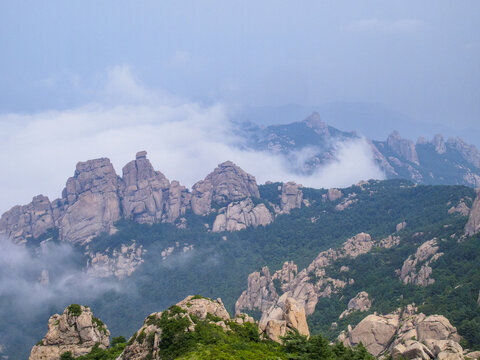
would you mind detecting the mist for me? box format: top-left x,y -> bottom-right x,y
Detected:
0,66 -> 384,212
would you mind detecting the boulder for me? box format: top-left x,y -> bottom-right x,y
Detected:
29,305 -> 109,360
339,291 -> 372,319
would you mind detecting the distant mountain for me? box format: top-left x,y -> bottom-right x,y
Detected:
238,112 -> 480,187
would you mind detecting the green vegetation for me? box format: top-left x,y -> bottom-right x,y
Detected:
67,304 -> 82,317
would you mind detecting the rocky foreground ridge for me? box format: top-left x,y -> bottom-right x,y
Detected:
0,152 -> 303,245
29,296 -> 474,360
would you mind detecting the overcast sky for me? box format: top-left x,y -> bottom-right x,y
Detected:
0,1 -> 479,211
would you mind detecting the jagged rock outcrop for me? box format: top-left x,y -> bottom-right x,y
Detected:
59,158 -> 122,244
387,131 -> 420,165
237,232 -> 397,321
235,263 -> 299,315
341,305 -> 462,359
432,134 -> 447,154
279,182 -> 303,213
120,151 -> 171,224
119,295 -> 253,360
0,154 -> 268,245
398,239 -> 443,286
259,297 -> 310,342
448,198 -> 470,216
339,291 -> 372,319
191,161 -> 260,215
0,195 -> 55,244
212,198 -> 273,232
303,112 -> 330,136
465,189 -> 480,236
29,305 -> 109,360
447,137 -> 480,169
86,240 -> 146,279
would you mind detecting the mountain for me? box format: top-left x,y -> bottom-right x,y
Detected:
1,154 -> 480,359
239,112 -> 480,186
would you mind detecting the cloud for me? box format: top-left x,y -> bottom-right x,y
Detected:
348,18 -> 423,35
0,238 -> 122,313
0,65 -> 384,212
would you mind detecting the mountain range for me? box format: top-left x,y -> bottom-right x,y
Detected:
1,114 -> 480,360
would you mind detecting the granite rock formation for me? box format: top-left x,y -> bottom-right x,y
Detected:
339,291 -> 372,319
341,305 -> 463,359
29,305 -> 109,360
465,189 -> 480,236
212,198 -> 273,232
191,161 -> 260,216
398,239 -> 443,286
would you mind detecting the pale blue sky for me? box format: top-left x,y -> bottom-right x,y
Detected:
1,1 -> 479,131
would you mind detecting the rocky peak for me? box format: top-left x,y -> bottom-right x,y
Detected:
0,194 -> 55,244
59,158 -> 122,244
339,291 -> 372,319
29,304 -> 110,360
63,158 -> 118,204
387,130 -> 419,165
120,150 -> 171,224
303,112 -> 330,136
447,137 -> 480,168
259,297 -> 310,342
432,134 -> 446,154
191,161 -> 260,215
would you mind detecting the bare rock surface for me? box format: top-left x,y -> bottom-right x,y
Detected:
0,195 -> 55,244
260,297 -> 310,342
279,182 -> 303,213
465,189 -> 480,236
191,161 -> 260,215
120,151 -> 170,224
212,198 -> 273,232
339,291 -> 372,319
342,304 -> 462,359
87,240 -> 146,279
448,199 -> 470,216
387,130 -> 420,165
398,239 -> 443,286
59,158 -> 122,244
29,305 -> 109,360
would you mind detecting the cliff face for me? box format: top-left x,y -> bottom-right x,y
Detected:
29,305 -> 110,360
0,154 -> 282,245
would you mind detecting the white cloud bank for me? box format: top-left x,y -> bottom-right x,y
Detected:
0,65 -> 384,212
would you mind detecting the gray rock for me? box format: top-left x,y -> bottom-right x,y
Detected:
465,188 -> 480,236
191,161 -> 260,215
212,198 -> 273,232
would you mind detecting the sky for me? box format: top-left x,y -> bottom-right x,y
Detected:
0,1 -> 479,211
